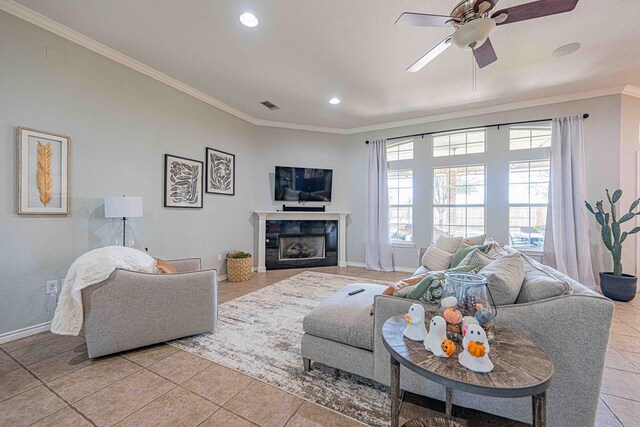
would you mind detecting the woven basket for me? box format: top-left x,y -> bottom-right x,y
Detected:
227,256 -> 253,282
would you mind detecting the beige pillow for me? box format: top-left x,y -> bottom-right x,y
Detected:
422,245 -> 454,271
485,240 -> 509,259
434,235 -> 464,254
479,252 -> 525,305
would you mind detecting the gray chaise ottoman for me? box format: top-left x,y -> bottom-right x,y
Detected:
301,282 -> 386,380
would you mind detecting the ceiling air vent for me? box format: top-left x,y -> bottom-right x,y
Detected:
260,101 -> 280,111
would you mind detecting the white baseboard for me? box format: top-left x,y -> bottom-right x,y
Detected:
347,261 -> 415,273
0,321 -> 51,345
346,261 -> 366,268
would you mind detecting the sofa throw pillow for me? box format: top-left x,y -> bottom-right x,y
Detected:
464,234 -> 487,246
394,283 -> 419,298
422,245 -> 454,271
485,239 -> 509,259
516,256 -> 573,303
450,243 -> 491,268
457,248 -> 493,271
434,235 -> 464,254
155,258 -> 177,274
405,265 -> 478,303
478,252 -> 525,306
371,273 -> 429,315
382,273 -> 428,296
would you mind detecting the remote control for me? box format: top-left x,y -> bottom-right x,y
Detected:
348,289 -> 365,296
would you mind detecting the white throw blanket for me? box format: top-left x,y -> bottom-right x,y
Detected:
51,246 -> 156,336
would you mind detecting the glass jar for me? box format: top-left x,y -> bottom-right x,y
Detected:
440,272 -> 497,342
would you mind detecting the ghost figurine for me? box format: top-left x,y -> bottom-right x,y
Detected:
403,303 -> 428,341
458,324 -> 494,373
425,316 -> 449,357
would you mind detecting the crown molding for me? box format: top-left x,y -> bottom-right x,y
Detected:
252,118 -> 348,135
345,86 -> 629,134
0,0 -> 255,124
1,0 -> 637,136
622,85 -> 640,99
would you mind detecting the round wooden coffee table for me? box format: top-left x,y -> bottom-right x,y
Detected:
382,315 -> 554,427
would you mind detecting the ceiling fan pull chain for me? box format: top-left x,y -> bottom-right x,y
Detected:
471,52 -> 477,93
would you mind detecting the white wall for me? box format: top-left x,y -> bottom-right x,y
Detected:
620,95 -> 640,276
345,95 -> 623,273
0,11 -> 348,335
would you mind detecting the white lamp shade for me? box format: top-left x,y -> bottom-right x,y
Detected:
104,196 -> 143,218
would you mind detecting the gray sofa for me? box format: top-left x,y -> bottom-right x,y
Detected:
301,250 -> 614,426
82,258 -> 217,358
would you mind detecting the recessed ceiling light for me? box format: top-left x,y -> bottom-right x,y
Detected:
552,42 -> 581,57
239,12 -> 259,28
329,97 -> 341,105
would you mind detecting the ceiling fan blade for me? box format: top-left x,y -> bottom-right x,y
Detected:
395,12 -> 458,27
407,37 -> 452,72
491,0 -> 579,25
473,38 -> 498,68
474,0 -> 500,14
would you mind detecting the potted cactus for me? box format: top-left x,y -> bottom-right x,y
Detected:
585,189 -> 640,301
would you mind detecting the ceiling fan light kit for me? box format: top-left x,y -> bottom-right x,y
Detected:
397,0 -> 581,71
451,17 -> 495,50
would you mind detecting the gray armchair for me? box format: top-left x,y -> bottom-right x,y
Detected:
81,258 -> 217,358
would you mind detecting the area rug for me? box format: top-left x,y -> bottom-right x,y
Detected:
170,271 -> 393,426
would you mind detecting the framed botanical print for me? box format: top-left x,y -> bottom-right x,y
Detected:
164,154 -> 204,208
206,147 -> 235,195
18,127 -> 71,215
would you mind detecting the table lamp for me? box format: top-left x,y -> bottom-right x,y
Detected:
104,196 -> 143,247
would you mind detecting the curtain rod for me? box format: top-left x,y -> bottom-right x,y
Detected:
365,113 -> 589,144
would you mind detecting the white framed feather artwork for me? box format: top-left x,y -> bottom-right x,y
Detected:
18,127 -> 71,215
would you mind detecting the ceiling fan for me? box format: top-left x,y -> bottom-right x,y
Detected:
397,0 -> 580,72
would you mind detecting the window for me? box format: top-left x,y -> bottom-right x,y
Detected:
433,165 -> 485,239
388,170 -> 413,242
433,130 -> 485,157
387,139 -> 414,161
509,161 -> 550,248
509,124 -> 552,150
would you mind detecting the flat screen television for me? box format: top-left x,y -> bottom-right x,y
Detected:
274,166 -> 333,202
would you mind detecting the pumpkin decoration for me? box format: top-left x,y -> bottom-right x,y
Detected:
443,307 -> 463,324
467,340 -> 486,358
441,339 -> 456,357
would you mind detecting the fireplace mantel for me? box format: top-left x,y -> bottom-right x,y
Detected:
254,211 -> 350,272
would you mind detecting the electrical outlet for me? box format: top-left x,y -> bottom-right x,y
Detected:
217,253 -> 222,262
45,280 -> 59,295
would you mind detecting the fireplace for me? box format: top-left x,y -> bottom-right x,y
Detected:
279,234 -> 326,261
265,220 -> 337,270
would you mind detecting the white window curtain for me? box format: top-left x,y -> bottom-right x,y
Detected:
366,139 -> 394,271
543,116 -> 596,289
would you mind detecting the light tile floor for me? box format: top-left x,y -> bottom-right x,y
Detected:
0,266 -> 638,426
